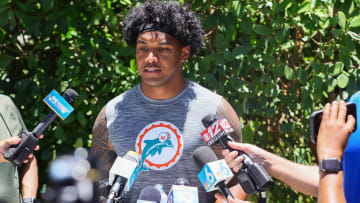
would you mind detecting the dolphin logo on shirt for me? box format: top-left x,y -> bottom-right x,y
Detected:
138,132 -> 174,173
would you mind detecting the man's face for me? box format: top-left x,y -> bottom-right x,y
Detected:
136,31 -> 189,88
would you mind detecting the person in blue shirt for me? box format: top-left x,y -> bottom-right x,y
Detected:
342,91 -> 360,202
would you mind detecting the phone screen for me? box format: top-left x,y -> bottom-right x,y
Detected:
310,102 -> 357,144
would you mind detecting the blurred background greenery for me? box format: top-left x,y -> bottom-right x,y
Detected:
0,0 -> 359,202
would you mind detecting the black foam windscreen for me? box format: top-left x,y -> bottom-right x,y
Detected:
192,146 -> 218,168
63,88 -> 79,104
201,114 -> 217,128
138,186 -> 162,203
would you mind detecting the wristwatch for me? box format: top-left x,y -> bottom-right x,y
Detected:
22,198 -> 40,203
319,158 -> 342,172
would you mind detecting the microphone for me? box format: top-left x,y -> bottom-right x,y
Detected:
106,151 -> 141,203
3,89 -> 78,166
167,177 -> 199,203
200,114 -> 273,194
137,186 -> 161,203
193,146 -> 234,200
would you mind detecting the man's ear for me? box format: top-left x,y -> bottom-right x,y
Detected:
180,45 -> 191,63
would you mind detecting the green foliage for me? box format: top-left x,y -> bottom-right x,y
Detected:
1,0 -> 360,202
185,0 -> 360,202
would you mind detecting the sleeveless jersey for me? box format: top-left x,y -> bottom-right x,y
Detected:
106,81 -> 222,202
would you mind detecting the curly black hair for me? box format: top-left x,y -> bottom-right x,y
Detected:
122,0 -> 204,57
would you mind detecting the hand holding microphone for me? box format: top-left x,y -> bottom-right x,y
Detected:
200,114 -> 273,195
0,135 -> 43,163
221,142 -> 270,174
3,89 -> 77,166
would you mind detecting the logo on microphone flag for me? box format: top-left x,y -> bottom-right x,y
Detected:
198,159 -> 233,192
136,121 -> 184,173
43,89 -> 74,120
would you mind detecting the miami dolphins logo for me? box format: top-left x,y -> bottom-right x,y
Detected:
135,121 -> 184,173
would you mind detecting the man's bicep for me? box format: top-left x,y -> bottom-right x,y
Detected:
91,106 -> 117,178
213,98 -> 242,158
216,98 -> 242,142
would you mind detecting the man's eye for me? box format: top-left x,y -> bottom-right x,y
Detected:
139,47 -> 148,51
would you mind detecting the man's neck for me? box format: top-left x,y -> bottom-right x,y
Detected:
140,79 -> 188,100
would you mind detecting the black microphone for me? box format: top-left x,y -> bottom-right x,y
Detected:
32,88 -> 78,137
3,88 -> 78,166
193,146 -> 234,201
137,186 -> 161,203
200,114 -> 273,195
106,151 -> 141,203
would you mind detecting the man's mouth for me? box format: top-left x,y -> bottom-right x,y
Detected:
144,67 -> 161,72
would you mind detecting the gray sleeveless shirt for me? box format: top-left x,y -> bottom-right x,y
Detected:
106,81 -> 222,202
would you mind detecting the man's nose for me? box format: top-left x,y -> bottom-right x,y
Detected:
145,51 -> 158,64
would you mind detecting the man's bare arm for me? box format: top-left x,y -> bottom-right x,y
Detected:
214,98 -> 246,201
90,106 -> 117,180
213,98 -> 242,157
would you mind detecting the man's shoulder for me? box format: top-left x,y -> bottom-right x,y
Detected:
188,81 -> 222,98
103,86 -> 139,122
0,94 -> 13,106
106,85 -> 138,107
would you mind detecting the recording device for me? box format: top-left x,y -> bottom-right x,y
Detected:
193,146 -> 234,200
310,102 -> 357,144
201,114 -> 273,194
106,151 -> 141,203
3,89 -> 78,167
137,186 -> 161,203
167,177 -> 199,203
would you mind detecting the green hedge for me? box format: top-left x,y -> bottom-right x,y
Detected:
1,0 -> 359,202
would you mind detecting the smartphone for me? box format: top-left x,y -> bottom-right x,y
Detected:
310,102 -> 357,144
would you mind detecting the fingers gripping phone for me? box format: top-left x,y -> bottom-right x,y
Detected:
310,102 -> 357,144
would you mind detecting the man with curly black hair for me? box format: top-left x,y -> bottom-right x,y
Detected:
91,0 -> 245,202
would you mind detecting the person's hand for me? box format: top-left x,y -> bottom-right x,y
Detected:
317,100 -> 356,160
0,134 -> 44,163
222,142 -> 270,173
215,193 -> 253,203
0,137 -> 21,154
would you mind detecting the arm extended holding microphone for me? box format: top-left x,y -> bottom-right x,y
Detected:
3,89 -> 78,167
222,142 -> 319,197
201,112 -> 274,202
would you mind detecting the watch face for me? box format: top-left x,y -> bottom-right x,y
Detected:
321,158 -> 341,172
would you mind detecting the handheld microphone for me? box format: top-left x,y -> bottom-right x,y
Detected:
193,146 -> 234,200
167,177 -> 199,203
106,151 -> 141,203
200,114 -> 273,194
137,186 -> 161,203
3,89 -> 78,166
